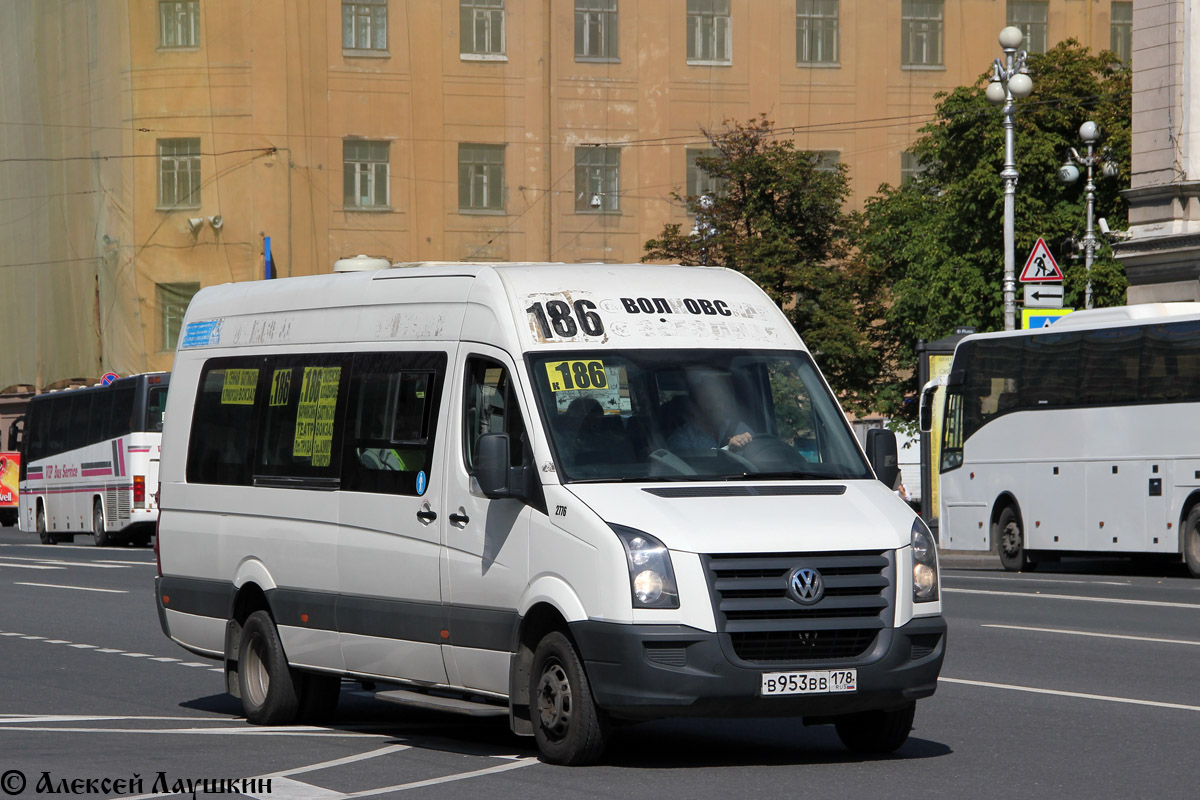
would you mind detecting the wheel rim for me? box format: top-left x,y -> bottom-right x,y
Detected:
535,658 -> 572,741
1001,520 -> 1022,559
93,506 -> 104,544
243,633 -> 270,708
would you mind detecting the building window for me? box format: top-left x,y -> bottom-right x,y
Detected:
687,0 -> 731,64
813,150 -> 840,172
342,0 -> 388,51
344,140 -> 390,210
686,148 -> 725,199
575,146 -> 620,213
900,151 -> 927,185
576,0 -> 619,61
158,282 -> 201,351
159,1 -> 199,48
459,144 -> 505,212
1007,1 -> 1048,54
1111,2 -> 1132,62
901,0 -> 943,67
157,138 -> 201,209
461,0 -> 505,57
796,0 -> 838,64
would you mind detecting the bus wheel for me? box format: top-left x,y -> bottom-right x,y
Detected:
530,631 -> 608,765
36,505 -> 55,545
92,500 -> 110,547
1185,506 -> 1200,579
997,505 -> 1035,572
237,610 -> 301,725
834,701 -> 916,754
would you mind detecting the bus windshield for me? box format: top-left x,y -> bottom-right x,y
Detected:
526,349 -> 872,483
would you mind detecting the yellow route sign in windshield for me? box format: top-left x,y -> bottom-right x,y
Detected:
545,360 -> 608,392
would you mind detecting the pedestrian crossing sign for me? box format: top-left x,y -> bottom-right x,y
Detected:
1022,308 -> 1074,329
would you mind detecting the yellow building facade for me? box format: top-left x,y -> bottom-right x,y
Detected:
0,0 -> 1129,388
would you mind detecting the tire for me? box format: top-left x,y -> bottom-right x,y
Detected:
834,702 -> 916,755
237,610 -> 302,725
529,631 -> 608,766
1184,506 -> 1200,579
36,504 -> 55,545
92,500 -> 110,547
996,505 -> 1035,572
297,673 -> 341,724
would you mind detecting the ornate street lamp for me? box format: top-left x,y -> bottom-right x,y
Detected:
1058,121 -> 1119,309
987,26 -> 1034,331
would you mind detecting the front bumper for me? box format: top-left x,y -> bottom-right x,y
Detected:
568,615 -> 946,720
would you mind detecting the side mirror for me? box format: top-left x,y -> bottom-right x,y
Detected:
865,428 -> 900,491
474,433 -> 529,500
918,377 -> 945,434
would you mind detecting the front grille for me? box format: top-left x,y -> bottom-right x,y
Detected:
706,550 -> 893,664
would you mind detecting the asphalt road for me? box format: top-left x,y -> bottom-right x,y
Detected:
0,524 -> 1196,799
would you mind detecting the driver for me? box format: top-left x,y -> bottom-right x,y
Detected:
667,370 -> 753,452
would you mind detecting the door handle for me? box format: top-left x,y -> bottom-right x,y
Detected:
416,509 -> 437,524
449,512 -> 470,525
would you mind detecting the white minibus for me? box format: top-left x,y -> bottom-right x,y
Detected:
155,263 -> 945,765
921,303 -> 1200,575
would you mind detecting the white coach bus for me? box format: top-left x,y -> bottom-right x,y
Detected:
19,373 -> 170,546
922,303 -> 1200,575
154,263 -> 945,765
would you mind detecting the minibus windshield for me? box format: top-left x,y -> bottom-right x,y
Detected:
527,349 -> 873,483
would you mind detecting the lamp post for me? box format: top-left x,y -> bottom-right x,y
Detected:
690,194 -> 715,266
987,26 -> 1034,331
1058,121 -> 1119,310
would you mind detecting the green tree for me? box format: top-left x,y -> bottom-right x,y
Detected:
642,115 -> 891,414
859,41 -> 1131,421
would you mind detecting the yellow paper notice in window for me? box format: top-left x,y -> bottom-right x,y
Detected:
292,367 -> 322,457
312,366 -> 341,467
220,369 -> 259,405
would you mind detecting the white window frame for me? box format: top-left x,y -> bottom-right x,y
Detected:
687,0 -> 732,65
459,143 -> 506,213
342,0 -> 389,54
461,0 -> 506,60
686,148 -> 724,199
157,138 -> 201,209
796,0 -> 838,65
1007,1 -> 1049,55
344,140 -> 391,211
575,146 -> 621,213
1110,2 -> 1132,62
576,0 -> 619,62
901,0 -> 944,68
158,282 -> 201,351
159,1 -> 200,49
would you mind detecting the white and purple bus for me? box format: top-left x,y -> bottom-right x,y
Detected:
19,373 -> 169,546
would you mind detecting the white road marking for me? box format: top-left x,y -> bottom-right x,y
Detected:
260,744 -> 413,779
69,643 -> 97,649
120,652 -> 152,658
944,587 -> 1200,609
940,677 -> 1200,713
45,639 -> 70,644
0,562 -> 65,570
96,648 -> 123,654
94,559 -> 155,566
150,656 -> 181,662
0,556 -> 128,569
180,662 -> 211,667
982,624 -> 1200,647
0,715 -> 228,725
0,725 -> 387,737
14,582 -> 128,594
343,759 -> 540,798
944,573 -> 1133,587
248,778 -> 347,800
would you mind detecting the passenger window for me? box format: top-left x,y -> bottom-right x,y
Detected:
342,352 -> 446,495
186,358 -> 263,486
463,357 -> 528,471
256,356 -> 348,484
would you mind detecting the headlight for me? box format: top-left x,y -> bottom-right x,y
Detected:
612,524 -> 679,609
911,516 -> 939,603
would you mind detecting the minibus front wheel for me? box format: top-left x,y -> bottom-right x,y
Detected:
238,610 -> 301,725
530,631 -> 609,765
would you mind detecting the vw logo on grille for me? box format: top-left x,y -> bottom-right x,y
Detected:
787,566 -> 825,605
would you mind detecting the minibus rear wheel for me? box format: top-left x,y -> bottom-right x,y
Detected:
834,702 -> 915,754
530,631 -> 608,765
238,610 -> 301,725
